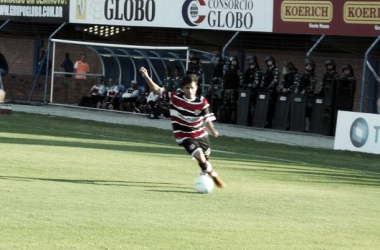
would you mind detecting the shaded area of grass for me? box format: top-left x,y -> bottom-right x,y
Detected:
2,112 -> 380,173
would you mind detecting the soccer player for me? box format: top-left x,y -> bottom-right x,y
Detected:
140,67 -> 226,188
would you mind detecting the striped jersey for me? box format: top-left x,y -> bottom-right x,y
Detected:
160,88 -> 216,144
106,84 -> 119,98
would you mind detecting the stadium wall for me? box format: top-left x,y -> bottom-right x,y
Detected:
0,37 -> 366,110
0,37 -> 103,102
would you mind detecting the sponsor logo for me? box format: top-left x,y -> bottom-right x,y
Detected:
344,1 -> 380,24
104,0 -> 155,21
350,118 -> 369,148
76,0 -> 87,19
182,0 -> 255,29
281,1 -> 333,23
182,0 -> 206,26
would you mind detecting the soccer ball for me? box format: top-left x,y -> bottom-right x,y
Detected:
194,174 -> 214,194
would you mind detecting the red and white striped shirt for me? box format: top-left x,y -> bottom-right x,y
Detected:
160,89 -> 216,144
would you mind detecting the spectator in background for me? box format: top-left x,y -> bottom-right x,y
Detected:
160,67 -> 173,117
119,80 -> 140,112
173,66 -> 182,92
0,89 -> 5,103
341,64 -> 356,83
341,64 -> 356,96
142,88 -> 161,119
317,59 -> 340,97
60,52 -> 74,77
163,67 -> 173,92
261,55 -> 280,92
220,56 -> 243,123
280,62 -> 300,95
133,84 -> 149,113
243,56 -> 262,124
261,55 -> 280,128
0,52 -> 9,89
37,50 -> 51,76
298,60 -> 317,129
78,76 -> 106,107
130,83 -> 162,119
98,77 -> 119,110
209,55 -> 224,114
0,52 -> 9,75
243,55 -> 262,90
186,55 -> 203,96
74,54 -> 90,79
340,64 -> 356,111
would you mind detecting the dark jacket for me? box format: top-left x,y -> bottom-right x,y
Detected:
0,53 -> 9,75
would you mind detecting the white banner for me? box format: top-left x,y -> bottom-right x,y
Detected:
70,0 -> 273,32
334,111 -> 380,155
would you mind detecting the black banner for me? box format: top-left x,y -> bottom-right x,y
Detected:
0,0 -> 69,23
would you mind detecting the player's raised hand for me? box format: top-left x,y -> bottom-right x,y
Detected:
140,67 -> 148,78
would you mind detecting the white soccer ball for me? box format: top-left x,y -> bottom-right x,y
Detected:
194,174 -> 214,194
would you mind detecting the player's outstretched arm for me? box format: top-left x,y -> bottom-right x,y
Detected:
205,121 -> 219,138
140,67 -> 161,96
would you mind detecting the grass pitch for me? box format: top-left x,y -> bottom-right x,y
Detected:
0,112 -> 379,250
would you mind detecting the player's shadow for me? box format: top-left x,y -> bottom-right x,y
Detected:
0,175 -> 193,191
0,136 -> 182,156
146,190 -> 197,194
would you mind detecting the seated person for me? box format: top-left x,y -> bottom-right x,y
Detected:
137,90 -> 160,118
132,86 -> 148,113
119,80 -> 140,111
78,76 -> 106,107
158,96 -> 170,118
98,77 -> 119,110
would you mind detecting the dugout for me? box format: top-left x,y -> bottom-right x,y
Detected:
49,39 -> 218,104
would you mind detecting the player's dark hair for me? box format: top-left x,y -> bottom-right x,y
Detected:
181,74 -> 198,87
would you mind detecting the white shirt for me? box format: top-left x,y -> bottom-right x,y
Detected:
122,88 -> 140,98
147,91 -> 159,102
91,84 -> 106,96
106,84 -> 119,97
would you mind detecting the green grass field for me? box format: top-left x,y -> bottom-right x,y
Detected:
1,112 -> 380,250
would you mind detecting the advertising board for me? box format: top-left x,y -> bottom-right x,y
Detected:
0,0 -> 69,23
334,111 -> 380,155
69,0 -> 273,32
273,0 -> 380,37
